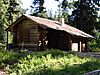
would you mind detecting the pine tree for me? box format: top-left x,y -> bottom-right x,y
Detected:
69,0 -> 99,34
30,0 -> 46,17
55,0 -> 76,23
7,0 -> 22,24
0,0 -> 9,46
0,0 -> 22,47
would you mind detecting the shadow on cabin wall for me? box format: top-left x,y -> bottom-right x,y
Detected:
46,28 -> 69,51
7,43 -> 13,50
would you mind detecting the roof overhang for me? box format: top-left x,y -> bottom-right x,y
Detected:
5,15 -> 94,39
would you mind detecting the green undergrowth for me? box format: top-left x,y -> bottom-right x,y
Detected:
0,49 -> 100,75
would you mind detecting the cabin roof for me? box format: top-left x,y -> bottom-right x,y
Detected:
6,15 -> 94,38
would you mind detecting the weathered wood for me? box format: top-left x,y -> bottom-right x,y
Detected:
7,17 -> 89,51
68,35 -> 72,51
84,42 -> 88,52
79,41 -> 82,52
12,18 -> 39,50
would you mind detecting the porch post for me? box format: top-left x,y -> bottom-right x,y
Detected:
68,36 -> 72,51
78,41 -> 82,52
6,31 -> 8,49
85,42 -> 88,52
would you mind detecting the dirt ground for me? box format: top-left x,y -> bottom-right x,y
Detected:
77,52 -> 100,59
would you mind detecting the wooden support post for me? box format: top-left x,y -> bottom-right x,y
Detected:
22,41 -> 24,50
85,42 -> 88,52
79,41 -> 82,52
78,41 -> 82,52
68,36 -> 72,51
6,31 -> 8,49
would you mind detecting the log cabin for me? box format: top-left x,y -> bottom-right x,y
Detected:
5,15 -> 94,52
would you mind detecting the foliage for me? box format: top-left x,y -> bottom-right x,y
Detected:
61,0 -> 76,23
69,0 -> 100,34
88,27 -> 100,52
0,0 -> 22,48
88,40 -> 100,52
0,0 -> 22,26
30,0 -> 47,17
0,43 -> 5,50
0,49 -> 100,75
88,37 -> 100,52
0,0 -> 9,44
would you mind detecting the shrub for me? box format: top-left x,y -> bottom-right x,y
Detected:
0,43 -> 5,49
88,39 -> 100,52
0,49 -> 100,75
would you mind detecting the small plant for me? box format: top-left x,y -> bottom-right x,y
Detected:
0,49 -> 100,75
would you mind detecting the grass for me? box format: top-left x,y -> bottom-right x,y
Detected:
0,49 -> 100,75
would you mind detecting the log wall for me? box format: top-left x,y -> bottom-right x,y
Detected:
13,18 -> 39,50
12,17 -> 88,51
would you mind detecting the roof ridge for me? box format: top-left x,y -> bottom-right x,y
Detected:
6,15 -> 94,38
24,15 -> 60,23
